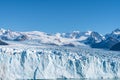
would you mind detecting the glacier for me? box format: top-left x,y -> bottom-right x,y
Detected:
0,44 -> 120,80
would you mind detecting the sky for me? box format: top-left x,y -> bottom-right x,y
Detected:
0,0 -> 120,34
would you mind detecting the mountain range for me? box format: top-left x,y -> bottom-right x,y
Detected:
0,28 -> 120,50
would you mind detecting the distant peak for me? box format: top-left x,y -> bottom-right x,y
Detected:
112,28 -> 120,35
113,28 -> 120,32
0,28 -> 7,33
88,30 -> 93,33
72,31 -> 80,33
0,28 -> 11,31
85,31 -> 93,35
0,28 -> 6,31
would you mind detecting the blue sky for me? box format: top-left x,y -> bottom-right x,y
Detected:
0,0 -> 120,34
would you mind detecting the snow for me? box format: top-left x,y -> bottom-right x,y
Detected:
78,36 -> 88,41
113,32 -> 120,35
21,31 -> 86,46
85,31 -> 92,35
0,28 -> 105,47
0,42 -> 120,79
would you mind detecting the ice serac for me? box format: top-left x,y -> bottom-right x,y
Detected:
0,46 -> 120,79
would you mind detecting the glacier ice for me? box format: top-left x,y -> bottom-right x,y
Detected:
0,45 -> 120,80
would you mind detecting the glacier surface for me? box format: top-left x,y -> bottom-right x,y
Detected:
0,44 -> 120,80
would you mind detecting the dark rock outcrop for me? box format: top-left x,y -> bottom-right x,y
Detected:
91,37 -> 119,49
0,40 -> 8,45
63,43 -> 75,47
14,35 -> 28,41
84,31 -> 103,45
110,42 -> 120,51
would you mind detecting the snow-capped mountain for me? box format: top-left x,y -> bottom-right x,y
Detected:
105,28 -> 120,41
60,30 -> 103,41
84,31 -> 104,45
0,28 -> 120,50
59,31 -> 104,45
0,28 -> 27,41
91,28 -> 120,49
91,37 -> 119,49
61,31 -> 91,39
0,28 -> 104,47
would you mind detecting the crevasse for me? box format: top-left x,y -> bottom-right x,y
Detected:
0,46 -> 120,80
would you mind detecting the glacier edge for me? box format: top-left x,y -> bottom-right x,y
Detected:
0,46 -> 120,79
